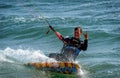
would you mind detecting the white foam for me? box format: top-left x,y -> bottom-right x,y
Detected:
77,69 -> 84,76
2,47 -> 56,63
77,66 -> 89,78
13,16 -> 41,23
0,54 -> 14,63
14,17 -> 26,23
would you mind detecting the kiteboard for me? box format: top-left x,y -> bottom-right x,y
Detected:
24,62 -> 80,74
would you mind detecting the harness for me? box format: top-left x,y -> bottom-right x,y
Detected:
60,37 -> 81,61
61,45 -> 80,61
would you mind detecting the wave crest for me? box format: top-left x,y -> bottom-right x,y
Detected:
1,47 -> 56,63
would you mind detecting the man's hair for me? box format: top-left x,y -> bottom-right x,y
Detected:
74,27 -> 82,33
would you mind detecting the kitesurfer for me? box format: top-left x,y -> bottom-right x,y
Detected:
49,26 -> 88,61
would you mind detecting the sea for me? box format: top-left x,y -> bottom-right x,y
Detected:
0,0 -> 120,78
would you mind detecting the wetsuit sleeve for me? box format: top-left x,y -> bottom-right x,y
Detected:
80,39 -> 88,51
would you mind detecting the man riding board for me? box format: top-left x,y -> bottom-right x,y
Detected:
48,26 -> 88,62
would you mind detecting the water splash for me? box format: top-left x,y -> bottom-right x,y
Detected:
0,54 -> 14,63
1,47 -> 56,63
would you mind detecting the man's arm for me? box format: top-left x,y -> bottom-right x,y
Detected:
81,31 -> 88,51
49,26 -> 65,42
80,40 -> 88,51
55,32 -> 64,41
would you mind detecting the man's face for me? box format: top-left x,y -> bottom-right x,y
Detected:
74,28 -> 82,39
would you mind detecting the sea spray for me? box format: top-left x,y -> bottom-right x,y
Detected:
2,47 -> 56,63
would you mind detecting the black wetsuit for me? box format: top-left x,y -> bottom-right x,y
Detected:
63,37 -> 88,51
59,37 -> 88,61
49,37 -> 88,62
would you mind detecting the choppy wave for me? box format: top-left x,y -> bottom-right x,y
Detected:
0,47 -> 56,63
0,3 -> 13,9
0,0 -> 120,78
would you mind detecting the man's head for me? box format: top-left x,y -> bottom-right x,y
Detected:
74,27 -> 82,39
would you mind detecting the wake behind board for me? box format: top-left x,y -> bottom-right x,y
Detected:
24,62 -> 80,74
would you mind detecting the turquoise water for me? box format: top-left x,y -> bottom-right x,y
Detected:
0,0 -> 120,78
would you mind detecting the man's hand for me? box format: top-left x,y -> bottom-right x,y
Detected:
84,31 -> 88,40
